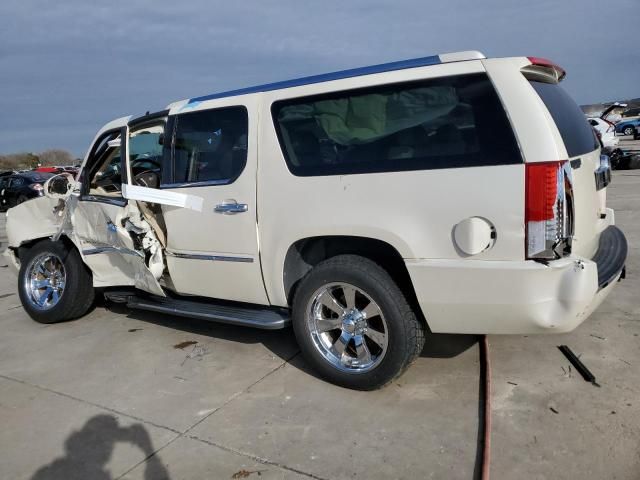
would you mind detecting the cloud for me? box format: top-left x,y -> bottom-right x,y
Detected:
1,0 -> 638,155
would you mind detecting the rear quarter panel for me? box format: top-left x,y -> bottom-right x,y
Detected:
258,61 -> 526,307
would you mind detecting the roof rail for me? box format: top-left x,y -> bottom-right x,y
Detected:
439,51 -> 486,63
186,50 -> 487,105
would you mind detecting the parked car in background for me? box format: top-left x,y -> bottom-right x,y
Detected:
0,171 -> 53,211
621,107 -> 640,118
588,117 -> 619,148
34,166 -> 61,174
615,117 -> 640,137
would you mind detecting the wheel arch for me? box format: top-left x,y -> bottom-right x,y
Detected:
282,235 -> 425,325
15,235 -> 86,269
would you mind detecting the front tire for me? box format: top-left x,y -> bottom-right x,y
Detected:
623,126 -> 635,136
292,255 -> 425,390
18,240 -> 95,324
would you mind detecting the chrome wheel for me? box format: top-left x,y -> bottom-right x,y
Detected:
24,253 -> 66,310
306,282 -> 388,373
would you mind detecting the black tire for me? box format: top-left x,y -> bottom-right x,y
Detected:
623,126 -> 635,136
16,195 -> 28,205
292,255 -> 425,390
18,240 -> 95,324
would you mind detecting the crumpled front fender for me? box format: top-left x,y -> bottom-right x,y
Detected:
6,196 -> 65,248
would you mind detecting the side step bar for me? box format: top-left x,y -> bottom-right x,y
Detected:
106,292 -> 290,330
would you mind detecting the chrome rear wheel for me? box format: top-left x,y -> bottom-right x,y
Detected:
306,282 -> 388,373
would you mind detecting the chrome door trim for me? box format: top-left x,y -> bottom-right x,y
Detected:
165,250 -> 253,263
82,246 -> 144,258
79,195 -> 127,207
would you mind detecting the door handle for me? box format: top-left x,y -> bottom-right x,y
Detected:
214,200 -> 248,214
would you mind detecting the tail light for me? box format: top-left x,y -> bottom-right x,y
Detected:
525,161 -> 574,260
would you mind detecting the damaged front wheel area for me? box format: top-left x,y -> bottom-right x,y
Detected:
18,240 -> 95,324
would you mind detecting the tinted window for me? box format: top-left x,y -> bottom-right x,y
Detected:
530,81 -> 598,157
272,73 -> 522,176
169,107 -> 248,184
129,123 -> 164,189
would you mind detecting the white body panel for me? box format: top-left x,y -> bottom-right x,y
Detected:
257,60 -> 527,308
162,95 -> 268,305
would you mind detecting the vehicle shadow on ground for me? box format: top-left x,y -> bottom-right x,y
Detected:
107,301 -> 478,371
105,302 -> 300,363
30,414 -> 170,480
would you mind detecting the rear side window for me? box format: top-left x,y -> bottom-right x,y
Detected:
529,81 -> 598,158
168,106 -> 248,185
272,73 -> 522,176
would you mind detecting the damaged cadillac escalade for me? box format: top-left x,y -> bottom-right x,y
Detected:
5,51 -> 627,390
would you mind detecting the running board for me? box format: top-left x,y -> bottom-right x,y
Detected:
116,293 -> 290,330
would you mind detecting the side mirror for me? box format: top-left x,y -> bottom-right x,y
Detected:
43,173 -> 75,199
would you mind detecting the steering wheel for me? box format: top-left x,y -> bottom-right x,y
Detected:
133,170 -> 160,188
131,157 -> 161,188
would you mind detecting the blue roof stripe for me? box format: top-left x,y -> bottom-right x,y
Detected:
188,55 -> 441,104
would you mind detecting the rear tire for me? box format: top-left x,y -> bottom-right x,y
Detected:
292,255 -> 425,390
18,240 -> 95,324
16,195 -> 28,205
623,126 -> 635,136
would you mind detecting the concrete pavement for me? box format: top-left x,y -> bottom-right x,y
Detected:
0,170 -> 638,479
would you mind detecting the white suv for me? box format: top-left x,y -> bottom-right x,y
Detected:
5,51 -> 627,389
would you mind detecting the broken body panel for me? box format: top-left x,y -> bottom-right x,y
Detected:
6,116 -> 199,297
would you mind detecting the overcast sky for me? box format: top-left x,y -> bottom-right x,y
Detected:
1,0 -> 638,156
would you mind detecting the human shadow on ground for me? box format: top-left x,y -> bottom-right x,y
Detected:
31,414 -> 170,480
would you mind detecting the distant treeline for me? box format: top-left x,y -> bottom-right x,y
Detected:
0,149 -> 80,171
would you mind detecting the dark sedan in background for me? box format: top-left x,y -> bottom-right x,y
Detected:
0,171 -> 53,211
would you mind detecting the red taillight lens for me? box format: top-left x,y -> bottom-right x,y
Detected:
525,161 -> 573,259
526,162 -> 558,222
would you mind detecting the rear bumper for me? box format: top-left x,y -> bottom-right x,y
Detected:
406,226 -> 627,335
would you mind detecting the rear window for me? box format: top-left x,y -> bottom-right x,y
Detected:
529,81 -> 598,158
272,73 -> 522,176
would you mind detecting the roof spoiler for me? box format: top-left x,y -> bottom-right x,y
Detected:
521,57 -> 566,83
